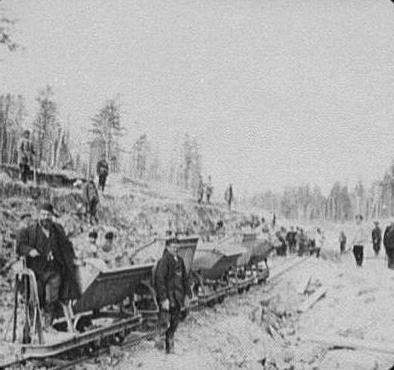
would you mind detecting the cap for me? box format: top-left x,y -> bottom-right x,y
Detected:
38,203 -> 58,217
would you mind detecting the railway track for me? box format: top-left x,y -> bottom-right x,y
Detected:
12,256 -> 309,370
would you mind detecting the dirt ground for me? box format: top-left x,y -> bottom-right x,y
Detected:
76,246 -> 394,370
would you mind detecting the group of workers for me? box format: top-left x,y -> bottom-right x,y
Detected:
14,201 -> 189,354
350,215 -> 394,269
197,178 -> 234,211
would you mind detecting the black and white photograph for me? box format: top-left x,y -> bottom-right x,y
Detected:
0,1 -> 394,369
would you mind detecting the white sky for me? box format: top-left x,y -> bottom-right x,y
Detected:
1,0 -> 394,196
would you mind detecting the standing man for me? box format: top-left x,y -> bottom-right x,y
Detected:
352,214 -> 369,267
371,221 -> 382,257
205,176 -> 213,205
314,228 -> 325,258
16,203 -> 80,331
154,239 -> 192,354
286,226 -> 297,254
339,231 -> 347,254
197,178 -> 204,204
383,222 -> 394,269
224,184 -> 233,211
18,130 -> 35,184
96,155 -> 109,192
82,176 -> 100,225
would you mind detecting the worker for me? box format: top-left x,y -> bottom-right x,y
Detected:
339,231 -> 347,254
286,226 -> 297,254
82,176 -> 100,225
99,231 -> 116,268
154,238 -> 192,354
383,221 -> 394,269
16,203 -> 80,331
205,176 -> 213,205
17,130 -> 35,183
96,155 -> 109,192
197,178 -> 204,204
352,214 -> 369,267
314,228 -> 325,258
224,184 -> 233,211
371,221 -> 382,257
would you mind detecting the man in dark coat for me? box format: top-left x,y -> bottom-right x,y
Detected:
82,177 -> 100,224
286,226 -> 297,254
16,203 -> 80,329
383,222 -> 394,269
372,221 -> 382,257
154,238 -> 192,354
96,157 -> 109,192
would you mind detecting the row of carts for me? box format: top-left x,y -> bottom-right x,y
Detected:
0,232 -> 274,368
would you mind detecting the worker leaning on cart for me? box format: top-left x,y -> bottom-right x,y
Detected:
16,203 -> 81,332
154,238 -> 192,354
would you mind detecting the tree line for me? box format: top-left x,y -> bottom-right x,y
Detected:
0,86 -> 203,194
246,175 -> 392,222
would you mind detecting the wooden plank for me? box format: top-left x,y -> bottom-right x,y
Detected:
297,287 -> 327,313
305,334 -> 394,356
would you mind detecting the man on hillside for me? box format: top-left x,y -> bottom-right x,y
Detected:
224,184 -> 233,211
205,176 -> 213,205
82,176 -> 100,225
96,156 -> 109,192
371,221 -> 382,257
16,203 -> 80,332
383,222 -> 394,269
352,214 -> 369,267
197,178 -> 204,204
154,238 -> 192,354
18,130 -> 35,183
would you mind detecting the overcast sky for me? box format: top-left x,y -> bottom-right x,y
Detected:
1,0 -> 394,196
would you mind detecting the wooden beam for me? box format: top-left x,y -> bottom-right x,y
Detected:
304,334 -> 394,356
297,287 -> 327,313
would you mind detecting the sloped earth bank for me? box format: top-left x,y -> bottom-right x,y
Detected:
77,253 -> 394,370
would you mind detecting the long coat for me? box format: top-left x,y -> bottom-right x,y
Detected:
154,249 -> 192,308
17,221 -> 81,301
372,226 -> 382,245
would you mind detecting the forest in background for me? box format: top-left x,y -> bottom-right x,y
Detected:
1,5 -> 393,222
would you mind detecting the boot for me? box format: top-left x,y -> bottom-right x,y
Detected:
165,337 -> 175,354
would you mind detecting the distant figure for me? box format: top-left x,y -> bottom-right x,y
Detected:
17,130 -> 35,183
339,231 -> 347,254
383,222 -> 394,269
86,231 -> 98,258
352,214 -> 368,267
371,221 -> 382,257
197,178 -> 204,204
272,213 -> 276,229
205,176 -> 213,205
82,177 -> 100,225
154,239 -> 192,354
286,226 -> 297,254
297,229 -> 307,257
314,228 -> 325,258
96,156 -> 109,192
224,184 -> 233,211
99,231 -> 116,268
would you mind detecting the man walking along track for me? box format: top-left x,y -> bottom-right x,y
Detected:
384,221 -> 394,269
16,203 -> 80,333
372,221 -> 382,257
154,238 -> 192,354
352,214 -> 368,267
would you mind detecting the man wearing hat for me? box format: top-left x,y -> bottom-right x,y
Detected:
17,130 -> 35,183
154,238 -> 192,354
16,203 -> 80,331
371,221 -> 382,257
384,221 -> 394,269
